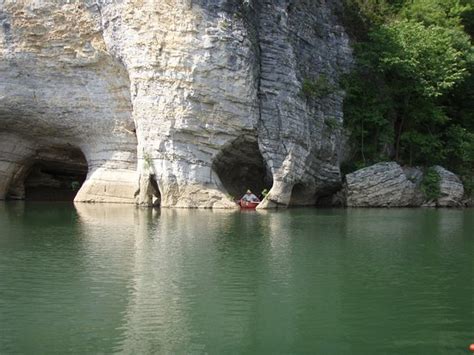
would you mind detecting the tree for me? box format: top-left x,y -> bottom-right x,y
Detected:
343,0 -> 473,170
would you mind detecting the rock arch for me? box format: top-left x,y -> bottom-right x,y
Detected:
212,135 -> 272,200
6,145 -> 88,201
136,170 -> 162,207
290,183 -> 313,206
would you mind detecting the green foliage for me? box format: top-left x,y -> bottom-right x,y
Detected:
444,125 -> 474,168
444,125 -> 474,196
342,68 -> 394,164
301,76 -> 334,99
143,152 -> 153,169
462,175 -> 474,197
342,0 -> 474,180
341,0 -> 404,40
71,181 -> 80,192
325,117 -> 342,130
461,1 -> 474,37
369,20 -> 470,98
340,160 -> 368,176
401,0 -> 472,28
421,168 -> 441,200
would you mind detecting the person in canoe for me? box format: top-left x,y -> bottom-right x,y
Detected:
239,189 -> 261,208
241,189 -> 260,203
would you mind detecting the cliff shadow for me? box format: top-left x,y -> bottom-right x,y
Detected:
7,145 -> 88,202
149,173 -> 161,207
212,135 -> 272,200
290,183 -> 312,206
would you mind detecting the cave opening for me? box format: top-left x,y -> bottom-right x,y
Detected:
290,183 -> 316,206
8,146 -> 88,201
149,174 -> 161,207
212,135 -> 272,200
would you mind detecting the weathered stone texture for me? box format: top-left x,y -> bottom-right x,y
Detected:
257,0 -> 352,208
0,133 -> 35,199
344,162 -> 466,208
0,1 -> 137,203
432,165 -> 464,207
98,0 -> 259,208
0,0 -> 351,208
344,162 -> 418,207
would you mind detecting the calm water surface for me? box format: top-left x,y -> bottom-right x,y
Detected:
0,203 -> 473,354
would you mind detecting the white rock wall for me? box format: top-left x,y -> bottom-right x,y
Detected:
0,1 -> 137,203
257,0 -> 352,208
0,0 -> 351,208
98,0 -> 260,208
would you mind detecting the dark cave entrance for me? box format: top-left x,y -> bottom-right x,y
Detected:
290,183 -> 307,205
212,135 -> 272,200
149,173 -> 161,206
290,182 -> 316,206
8,147 -> 88,201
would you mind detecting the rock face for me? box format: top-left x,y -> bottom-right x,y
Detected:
0,0 -> 351,208
0,2 -> 137,203
344,162 -> 465,207
344,162 -> 419,207
254,0 -> 352,208
432,166 -> 464,207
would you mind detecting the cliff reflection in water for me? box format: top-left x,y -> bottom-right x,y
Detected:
73,205 -> 473,354
74,205 -> 350,353
1,203 -> 472,354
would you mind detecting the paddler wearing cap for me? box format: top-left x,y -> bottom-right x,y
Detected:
241,189 -> 260,202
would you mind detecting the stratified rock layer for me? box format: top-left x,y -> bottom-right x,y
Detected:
0,1 -> 137,203
345,162 -> 418,207
0,0 -> 351,208
433,166 -> 464,207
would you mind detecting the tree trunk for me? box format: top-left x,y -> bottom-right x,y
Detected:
394,115 -> 404,162
361,119 -> 366,165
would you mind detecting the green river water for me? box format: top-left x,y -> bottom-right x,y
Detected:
0,202 -> 473,354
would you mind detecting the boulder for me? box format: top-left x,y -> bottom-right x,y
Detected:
402,166 -> 425,206
344,162 -> 467,208
432,166 -> 464,207
344,162 -> 418,207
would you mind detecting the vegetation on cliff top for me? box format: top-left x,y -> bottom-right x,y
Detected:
342,0 -> 474,194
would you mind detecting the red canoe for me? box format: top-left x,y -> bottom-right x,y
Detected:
239,200 -> 260,209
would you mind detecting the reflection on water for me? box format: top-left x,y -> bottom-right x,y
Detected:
0,203 -> 473,354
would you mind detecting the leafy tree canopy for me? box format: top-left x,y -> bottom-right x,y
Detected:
342,0 -> 474,191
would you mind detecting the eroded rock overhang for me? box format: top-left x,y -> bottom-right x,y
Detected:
0,0 -> 352,208
0,1 -> 137,203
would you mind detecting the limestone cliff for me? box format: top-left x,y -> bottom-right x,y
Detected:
0,1 -> 137,203
0,0 -> 351,208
